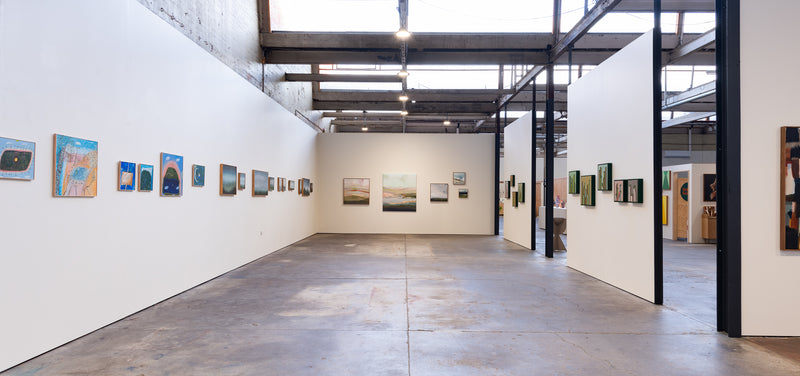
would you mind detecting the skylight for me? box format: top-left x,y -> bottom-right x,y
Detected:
270,0 -> 398,32
406,0 -> 553,33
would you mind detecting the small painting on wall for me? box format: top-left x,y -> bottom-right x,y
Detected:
580,175 -> 595,206
53,134 -> 98,197
220,164 -> 237,196
118,161 -> 136,191
568,171 -> 580,194
597,163 -> 612,191
343,178 -> 369,204
458,189 -> 468,199
505,181 -> 511,199
518,182 -> 525,203
662,170 -> 671,190
703,174 -> 717,202
431,183 -> 448,202
627,179 -> 643,203
269,176 -> 275,191
302,178 -> 311,196
252,170 -> 269,197
192,165 -> 205,187
781,126 -> 800,249
383,173 -> 416,212
138,164 -> 154,192
0,137 -> 35,180
238,172 -> 246,190
297,179 -> 302,195
453,172 -> 466,185
288,179 -> 295,191
613,179 -> 627,202
662,195 -> 669,224
510,175 -> 516,186
160,152 -> 183,197
512,191 -> 518,207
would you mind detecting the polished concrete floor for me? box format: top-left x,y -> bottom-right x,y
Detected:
5,233 -> 800,375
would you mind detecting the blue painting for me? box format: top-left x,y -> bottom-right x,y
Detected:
192,164 -> 205,187
139,164 -> 154,192
160,152 -> 183,197
0,137 -> 35,180
54,134 -> 98,197
118,161 -> 136,191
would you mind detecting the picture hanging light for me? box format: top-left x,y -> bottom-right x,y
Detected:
396,28 -> 411,39
399,94 -> 409,102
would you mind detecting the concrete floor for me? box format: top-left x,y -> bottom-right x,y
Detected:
5,233 -> 800,375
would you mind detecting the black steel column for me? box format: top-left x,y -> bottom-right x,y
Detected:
531,78 -> 537,250
652,0 -> 664,305
494,109 -> 501,236
715,0 -> 742,337
545,64 -> 555,258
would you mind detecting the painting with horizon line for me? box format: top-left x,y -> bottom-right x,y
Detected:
289,179 -> 295,191
160,152 -> 183,197
118,161 -> 136,191
53,134 -> 98,197
252,170 -> 269,197
192,164 -> 205,187
568,170 -> 580,194
430,183 -> 448,202
598,163 -> 612,191
0,137 -> 35,180
269,176 -> 275,191
458,188 -> 468,199
220,164 -> 237,196
344,178 -> 369,204
238,172 -> 246,190
139,164 -> 154,192
302,178 -> 311,196
580,175 -> 595,206
383,173 -> 416,212
453,172 -> 466,185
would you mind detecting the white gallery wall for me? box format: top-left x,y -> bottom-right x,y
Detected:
661,164 -> 716,243
740,0 -> 800,336
566,31 -> 656,302
0,0 -> 317,369
315,133 -> 494,234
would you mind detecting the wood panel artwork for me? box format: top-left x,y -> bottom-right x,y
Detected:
674,176 -> 689,240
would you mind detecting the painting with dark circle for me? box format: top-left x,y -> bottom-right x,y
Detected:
780,126 -> 800,250
192,165 -> 205,187
0,137 -> 35,180
138,164 -> 153,192
220,164 -> 237,196
160,152 -> 183,197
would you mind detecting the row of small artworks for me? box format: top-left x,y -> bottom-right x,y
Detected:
568,163 -> 643,206
343,173 -> 468,212
0,134 -> 311,197
503,174 -> 526,208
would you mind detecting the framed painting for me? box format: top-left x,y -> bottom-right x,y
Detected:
627,179 -> 643,204
53,134 -> 98,197
252,170 -> 269,197
703,174 -> 717,202
138,164 -> 154,192
597,163 -> 612,191
280,177 -> 286,191
430,183 -> 448,202
383,173 -> 416,212
344,178 -> 369,204
568,170 -> 580,194
662,195 -> 669,225
0,137 -> 35,180
310,183 -> 313,193
453,172 -> 466,185
288,179 -> 295,191
238,172 -> 246,190
662,170 -> 671,190
118,161 -> 136,191
220,164 -> 237,196
512,191 -> 518,207
505,181 -> 511,199
192,164 -> 205,187
518,182 -> 525,203
613,179 -> 627,202
580,175 -> 595,206
302,178 -> 311,197
510,175 -> 516,186
160,152 -> 183,197
297,179 -> 302,195
269,176 -> 275,191
781,126 -> 800,249
458,188 -> 468,198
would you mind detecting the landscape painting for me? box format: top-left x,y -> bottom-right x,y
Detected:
269,176 -> 275,191
430,183 -> 448,202
458,188 -> 468,198
118,161 -> 136,191
343,178 -> 369,204
782,126 -> 800,249
289,179 -> 295,191
238,172 -> 246,190
627,179 -> 643,203
580,175 -> 595,206
613,179 -> 627,202
0,137 -> 35,180
597,163 -> 612,191
568,170 -> 580,194
192,164 -> 205,187
453,172 -> 466,185
252,170 -> 269,197
383,173 -> 416,212
139,164 -> 154,192
160,152 -> 183,197
220,164 -> 237,196
53,134 -> 98,197
302,178 -> 311,196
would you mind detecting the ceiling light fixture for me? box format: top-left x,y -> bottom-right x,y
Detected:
396,28 -> 411,39
400,110 -> 409,116
397,70 -> 409,78
362,127 -> 368,131
399,94 -> 409,102
443,120 -> 451,126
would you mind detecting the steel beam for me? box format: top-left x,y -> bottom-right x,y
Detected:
551,0 -> 624,61
667,28 -> 716,65
661,111 -> 716,128
662,81 -> 716,109
285,74 -> 401,82
545,64 -> 555,258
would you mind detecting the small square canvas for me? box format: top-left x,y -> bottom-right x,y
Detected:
580,175 -> 595,206
53,134 -> 98,197
220,164 -> 237,196
0,137 -> 35,180
703,174 -> 717,202
343,178 -> 369,204
627,179 -> 643,203
238,172 -> 246,190
138,164 -> 154,192
613,179 -> 627,202
518,182 -> 525,203
383,173 -> 416,212
192,165 -> 205,187
512,191 -> 518,207
269,176 -> 275,191
662,170 -> 671,190
118,161 -> 136,191
568,171 -> 580,194
160,152 -> 183,197
289,179 -> 295,191
597,163 -> 612,191
458,189 -> 468,198
453,172 -> 466,185
430,183 -> 448,202
252,170 -> 269,197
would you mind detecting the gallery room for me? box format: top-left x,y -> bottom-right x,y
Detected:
2,0 -> 800,374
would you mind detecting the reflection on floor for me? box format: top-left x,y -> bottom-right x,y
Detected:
5,234 -> 800,375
